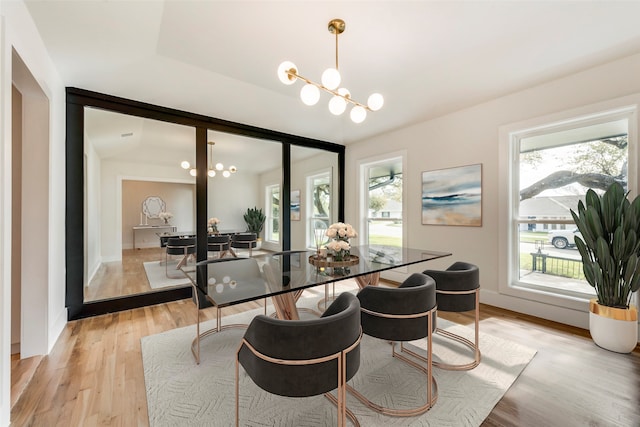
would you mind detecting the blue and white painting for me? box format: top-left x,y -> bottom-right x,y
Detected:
421,164 -> 482,226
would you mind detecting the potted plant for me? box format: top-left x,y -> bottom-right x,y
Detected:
571,182 -> 640,353
243,207 -> 266,248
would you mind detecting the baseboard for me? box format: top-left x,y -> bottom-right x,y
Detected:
48,307 -> 68,354
481,288 -> 591,329
87,260 -> 101,285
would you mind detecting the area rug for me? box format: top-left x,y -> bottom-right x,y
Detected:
141,296 -> 536,426
143,260 -> 191,289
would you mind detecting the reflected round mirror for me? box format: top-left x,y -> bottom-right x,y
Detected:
142,196 -> 166,218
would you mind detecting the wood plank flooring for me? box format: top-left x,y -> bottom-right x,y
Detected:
11,247 -> 640,426
11,292 -> 639,426
85,248 -> 170,301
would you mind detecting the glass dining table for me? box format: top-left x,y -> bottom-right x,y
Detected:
180,245 -> 451,363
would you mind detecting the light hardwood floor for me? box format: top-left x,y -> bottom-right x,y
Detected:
11,256 -> 640,426
85,248 -> 173,301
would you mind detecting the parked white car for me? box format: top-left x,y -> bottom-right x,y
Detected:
547,228 -> 582,249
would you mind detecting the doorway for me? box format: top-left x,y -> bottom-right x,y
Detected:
10,49 -> 50,406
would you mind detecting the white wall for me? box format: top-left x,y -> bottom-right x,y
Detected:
208,172 -> 260,233
0,2 -> 66,425
346,52 -> 640,333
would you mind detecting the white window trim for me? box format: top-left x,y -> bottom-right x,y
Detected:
498,94 -> 640,329
357,150 -> 407,283
264,183 -> 280,244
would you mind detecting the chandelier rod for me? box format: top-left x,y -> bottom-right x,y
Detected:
283,68 -> 372,110
335,25 -> 339,70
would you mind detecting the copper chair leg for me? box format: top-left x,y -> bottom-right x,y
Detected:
433,288 -> 481,371
347,308 -> 438,417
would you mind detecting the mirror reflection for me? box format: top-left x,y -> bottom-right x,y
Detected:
82,107 -> 341,304
290,145 -> 339,250
83,107 -> 196,302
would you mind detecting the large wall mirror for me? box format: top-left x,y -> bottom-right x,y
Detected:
67,88 -> 344,320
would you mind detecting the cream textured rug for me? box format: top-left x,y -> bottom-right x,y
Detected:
143,260 -> 191,289
141,296 -> 536,426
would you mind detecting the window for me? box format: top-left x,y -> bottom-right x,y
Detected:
362,157 -> 403,249
510,112 -> 631,298
306,171 -> 331,248
265,184 -> 280,243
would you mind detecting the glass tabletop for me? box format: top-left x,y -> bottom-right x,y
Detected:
183,245 -> 451,308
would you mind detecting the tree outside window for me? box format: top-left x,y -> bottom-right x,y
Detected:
514,116 -> 629,297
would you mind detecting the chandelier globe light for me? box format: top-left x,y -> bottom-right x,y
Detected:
180,141 -> 237,178
277,18 -> 383,123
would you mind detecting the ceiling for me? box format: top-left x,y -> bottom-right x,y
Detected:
24,1 -> 640,146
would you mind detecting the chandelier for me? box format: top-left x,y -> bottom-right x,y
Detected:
277,18 -> 383,124
180,141 -> 237,178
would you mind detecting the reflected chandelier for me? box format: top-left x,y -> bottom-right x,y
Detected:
277,18 -> 383,124
180,141 -> 237,178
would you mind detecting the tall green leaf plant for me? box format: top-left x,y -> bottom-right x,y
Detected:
571,182 -> 640,308
244,206 -> 266,236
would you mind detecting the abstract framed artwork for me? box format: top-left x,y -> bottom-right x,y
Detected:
291,189 -> 301,221
421,163 -> 482,226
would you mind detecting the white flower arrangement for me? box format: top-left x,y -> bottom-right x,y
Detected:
208,217 -> 221,233
158,212 -> 173,223
325,222 -> 357,260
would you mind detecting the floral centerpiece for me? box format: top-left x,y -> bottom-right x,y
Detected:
325,222 -> 357,261
158,211 -> 173,224
208,217 -> 220,233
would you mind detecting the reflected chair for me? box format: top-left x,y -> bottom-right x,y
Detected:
207,234 -> 231,259
423,261 -> 481,370
165,237 -> 196,278
350,272 -> 437,417
236,292 -> 362,427
230,233 -> 258,257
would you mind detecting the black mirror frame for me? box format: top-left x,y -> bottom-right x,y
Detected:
65,87 -> 345,320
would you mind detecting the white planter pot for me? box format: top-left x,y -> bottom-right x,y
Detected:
589,299 -> 638,354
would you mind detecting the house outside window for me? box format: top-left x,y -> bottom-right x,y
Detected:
361,156 -> 403,249
510,111 -> 632,298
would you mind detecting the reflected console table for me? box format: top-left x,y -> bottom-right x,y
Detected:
132,225 -> 177,249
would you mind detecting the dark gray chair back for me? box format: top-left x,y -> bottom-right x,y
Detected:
207,234 -> 230,252
166,237 -> 196,256
423,261 -> 479,312
357,272 -> 436,342
231,233 -> 257,249
238,292 -> 361,397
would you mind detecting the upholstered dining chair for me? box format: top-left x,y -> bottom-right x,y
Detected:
207,234 -> 230,259
423,261 -> 481,370
236,292 -> 362,427
230,232 -> 257,257
165,237 -> 196,278
351,272 -> 437,417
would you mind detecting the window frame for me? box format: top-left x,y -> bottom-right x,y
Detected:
499,96 -> 639,312
357,151 -> 407,282
265,183 -> 280,244
305,168 -> 332,249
